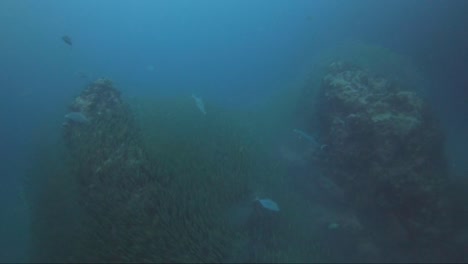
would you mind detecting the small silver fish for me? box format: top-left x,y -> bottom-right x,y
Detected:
192,94 -> 206,115
65,112 -> 89,123
293,129 -> 319,146
255,198 -> 280,212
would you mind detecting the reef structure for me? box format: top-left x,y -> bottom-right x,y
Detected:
61,79 -> 250,263
62,79 -> 158,261
63,78 -> 151,192
314,62 -> 453,253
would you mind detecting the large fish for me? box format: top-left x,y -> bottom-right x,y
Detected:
62,35 -> 72,46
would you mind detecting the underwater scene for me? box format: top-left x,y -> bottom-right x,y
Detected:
1,0 -> 468,263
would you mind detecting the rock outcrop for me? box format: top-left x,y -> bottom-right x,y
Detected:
315,62 -> 453,253
63,79 -> 156,261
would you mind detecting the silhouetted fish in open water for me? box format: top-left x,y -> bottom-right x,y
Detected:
254,198 -> 280,212
62,35 -> 72,46
192,94 -> 206,115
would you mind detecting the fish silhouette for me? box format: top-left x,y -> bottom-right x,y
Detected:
192,94 -> 206,115
62,35 -> 72,46
65,112 -> 89,123
293,128 -> 319,146
254,198 -> 280,212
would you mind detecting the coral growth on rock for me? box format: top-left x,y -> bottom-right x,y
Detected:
315,61 -> 453,251
62,79 -> 158,261
60,79 -> 261,262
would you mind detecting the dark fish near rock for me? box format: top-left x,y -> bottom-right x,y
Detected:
62,35 -> 72,46
75,71 -> 91,81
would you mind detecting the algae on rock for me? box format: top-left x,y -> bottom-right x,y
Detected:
313,61 -> 453,258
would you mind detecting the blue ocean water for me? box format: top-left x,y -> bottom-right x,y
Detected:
1,0 -> 467,262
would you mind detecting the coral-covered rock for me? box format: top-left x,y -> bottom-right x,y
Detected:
316,61 -> 452,244
68,78 -> 124,120
62,79 -> 155,261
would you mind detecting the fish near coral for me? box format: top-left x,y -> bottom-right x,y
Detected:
65,111 -> 89,124
293,129 -> 318,145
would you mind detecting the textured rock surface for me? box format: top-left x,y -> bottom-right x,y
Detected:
61,79 -> 251,262
63,79 -> 150,189
316,61 -> 453,246
63,79 -> 156,261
